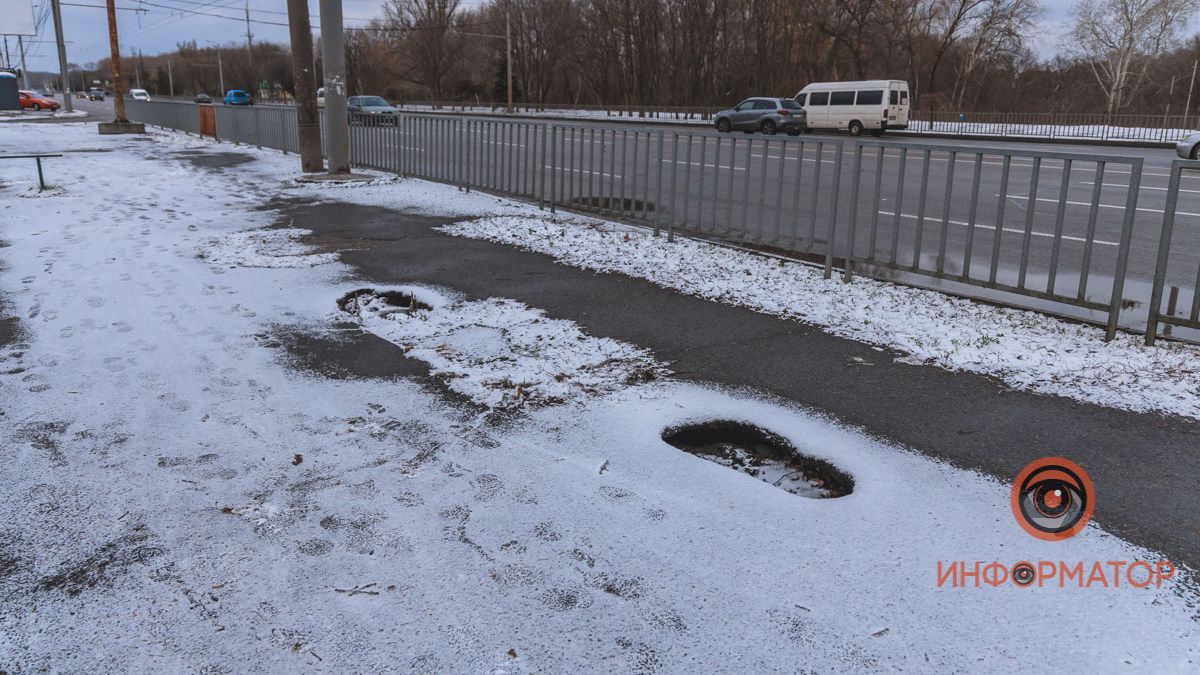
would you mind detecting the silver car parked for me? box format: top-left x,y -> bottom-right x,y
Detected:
714,97 -> 807,135
1176,131 -> 1200,159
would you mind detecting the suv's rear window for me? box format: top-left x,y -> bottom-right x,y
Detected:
779,100 -> 803,110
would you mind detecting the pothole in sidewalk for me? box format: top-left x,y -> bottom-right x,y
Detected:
662,421 -> 853,498
337,288 -> 433,318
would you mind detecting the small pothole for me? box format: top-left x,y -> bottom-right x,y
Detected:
337,288 -> 432,318
662,421 -> 854,498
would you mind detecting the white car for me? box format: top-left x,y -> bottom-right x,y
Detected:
130,88 -> 151,101
316,87 -> 325,108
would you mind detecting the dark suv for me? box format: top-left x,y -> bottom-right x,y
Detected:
714,97 -> 807,135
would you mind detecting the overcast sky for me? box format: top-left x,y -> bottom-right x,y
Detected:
5,0 -> 1084,77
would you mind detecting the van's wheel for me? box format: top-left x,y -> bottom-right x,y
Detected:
760,120 -> 777,135
786,129 -> 801,136
848,120 -> 864,136
716,118 -> 731,133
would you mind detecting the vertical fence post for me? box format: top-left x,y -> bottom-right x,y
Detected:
1106,159 -> 1142,341
654,130 -> 665,236
1145,162 -> 1181,345
823,142 -> 844,280
842,142 -> 863,282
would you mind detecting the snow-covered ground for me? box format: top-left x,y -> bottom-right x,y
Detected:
442,216 -> 1200,421
2,122 -> 1198,671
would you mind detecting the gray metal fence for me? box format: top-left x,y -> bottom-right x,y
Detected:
126,99 -> 201,134
842,141 -> 1142,338
127,101 -> 1191,342
1146,159 -> 1200,344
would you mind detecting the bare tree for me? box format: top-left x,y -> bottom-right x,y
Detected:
386,0 -> 463,99
1072,0 -> 1200,113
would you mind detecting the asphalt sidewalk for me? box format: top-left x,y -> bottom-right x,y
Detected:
263,187 -> 1200,570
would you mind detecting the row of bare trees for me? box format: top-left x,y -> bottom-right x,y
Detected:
69,0 -> 1200,116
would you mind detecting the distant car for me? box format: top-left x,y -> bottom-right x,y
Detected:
1176,131 -> 1200,160
87,88 -> 105,101
194,93 -> 213,104
348,95 -> 399,125
713,97 -> 807,135
75,91 -> 87,99
129,88 -> 151,101
18,90 -> 60,111
316,87 -> 325,108
223,89 -> 253,106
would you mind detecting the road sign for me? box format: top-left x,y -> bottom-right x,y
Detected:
0,0 -> 37,35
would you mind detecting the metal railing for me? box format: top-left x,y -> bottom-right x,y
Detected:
842,141 -> 1142,338
126,100 -> 1195,342
1146,159 -> 1200,344
908,111 -> 1198,144
126,99 -> 201,134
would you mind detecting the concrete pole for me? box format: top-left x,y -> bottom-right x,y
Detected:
286,0 -> 324,171
217,49 -> 224,96
318,0 -> 349,174
50,0 -> 74,112
135,49 -> 142,89
17,36 -> 29,90
168,59 -> 174,96
105,0 -> 128,122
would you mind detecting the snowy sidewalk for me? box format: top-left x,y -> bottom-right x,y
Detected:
1,123 -> 1198,671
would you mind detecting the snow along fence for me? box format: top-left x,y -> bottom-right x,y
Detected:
124,100 -> 1195,343
906,111 -> 1198,144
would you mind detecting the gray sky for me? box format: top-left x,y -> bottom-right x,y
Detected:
8,0 -> 1079,78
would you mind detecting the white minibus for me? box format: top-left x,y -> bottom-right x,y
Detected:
794,80 -> 909,135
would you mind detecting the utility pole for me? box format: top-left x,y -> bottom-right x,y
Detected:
244,1 -> 254,92
217,49 -> 224,95
505,5 -> 513,113
135,49 -> 143,89
285,0 -> 323,171
106,0 -> 128,122
1185,60 -> 1198,128
50,0 -> 74,112
3,37 -> 10,71
167,59 -> 174,97
98,0 -> 143,131
318,0 -> 350,174
17,36 -> 29,90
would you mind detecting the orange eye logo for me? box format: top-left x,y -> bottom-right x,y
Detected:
1011,457 -> 1095,541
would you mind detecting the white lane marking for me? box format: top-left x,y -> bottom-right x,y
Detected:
1081,180 -> 1200,194
877,210 -> 1120,246
999,194 -> 1200,217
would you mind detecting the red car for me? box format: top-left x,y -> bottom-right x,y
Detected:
19,91 -> 60,111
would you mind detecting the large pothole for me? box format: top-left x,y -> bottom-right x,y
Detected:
662,421 -> 854,498
337,288 -> 433,318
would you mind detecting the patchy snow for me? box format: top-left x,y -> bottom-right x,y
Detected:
199,227 -> 339,268
53,110 -> 89,119
340,288 -> 667,408
440,216 -> 1200,420
2,121 -> 1198,671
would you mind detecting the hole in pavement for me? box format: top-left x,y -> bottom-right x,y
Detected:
337,288 -> 433,318
662,421 -> 853,498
